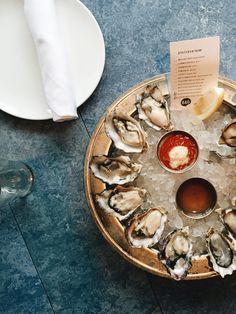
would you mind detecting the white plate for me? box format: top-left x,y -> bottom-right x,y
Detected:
0,0 -> 105,120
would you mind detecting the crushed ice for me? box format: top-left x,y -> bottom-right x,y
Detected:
135,108 -> 236,255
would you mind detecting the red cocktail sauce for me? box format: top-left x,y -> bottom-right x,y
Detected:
158,132 -> 198,171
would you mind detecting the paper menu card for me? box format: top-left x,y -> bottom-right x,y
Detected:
170,36 -> 220,110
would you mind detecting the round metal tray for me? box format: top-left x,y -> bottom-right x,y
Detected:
84,74 -> 236,280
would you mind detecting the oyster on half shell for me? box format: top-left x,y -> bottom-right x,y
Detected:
216,208 -> 236,251
95,186 -> 147,221
219,120 -> 236,147
216,208 -> 236,237
232,197 -> 236,207
136,85 -> 172,131
206,228 -> 236,278
158,227 -> 193,280
125,207 -> 167,248
90,155 -> 142,185
105,110 -> 147,153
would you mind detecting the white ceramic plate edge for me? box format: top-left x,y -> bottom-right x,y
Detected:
0,0 -> 105,120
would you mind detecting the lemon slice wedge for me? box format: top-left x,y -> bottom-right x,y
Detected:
193,87 -> 224,120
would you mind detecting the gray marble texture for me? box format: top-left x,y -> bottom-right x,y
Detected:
0,0 -> 236,313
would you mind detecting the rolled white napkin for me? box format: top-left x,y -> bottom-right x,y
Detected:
24,0 -> 78,122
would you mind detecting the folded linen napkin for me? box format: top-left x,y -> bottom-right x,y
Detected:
24,0 -> 78,122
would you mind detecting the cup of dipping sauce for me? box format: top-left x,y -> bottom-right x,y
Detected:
157,130 -> 199,173
176,178 -> 217,219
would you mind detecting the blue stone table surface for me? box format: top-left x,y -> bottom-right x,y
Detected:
1,0 -> 236,313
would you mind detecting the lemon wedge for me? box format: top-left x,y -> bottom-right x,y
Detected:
193,87 -> 224,120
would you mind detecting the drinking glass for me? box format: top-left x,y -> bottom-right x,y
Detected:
0,159 -> 34,204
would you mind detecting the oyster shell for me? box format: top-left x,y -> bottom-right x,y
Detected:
90,155 -> 142,185
216,208 -> 236,251
136,85 -> 172,131
219,120 -> 236,147
95,186 -> 147,221
232,197 -> 236,207
158,227 -> 193,280
216,208 -> 236,237
105,110 -> 147,153
206,228 -> 236,277
125,207 -> 167,248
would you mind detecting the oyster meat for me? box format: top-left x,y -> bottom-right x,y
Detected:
232,197 -> 236,207
206,228 -> 236,277
216,208 -> 236,237
95,186 -> 147,221
90,155 -> 142,185
105,110 -> 147,153
136,85 -> 172,131
158,227 -> 193,280
216,208 -> 236,250
219,120 -> 236,147
125,207 -> 167,248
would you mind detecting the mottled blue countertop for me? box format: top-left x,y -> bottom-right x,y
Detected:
1,0 -> 236,313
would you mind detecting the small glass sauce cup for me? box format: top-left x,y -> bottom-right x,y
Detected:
156,130 -> 199,174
